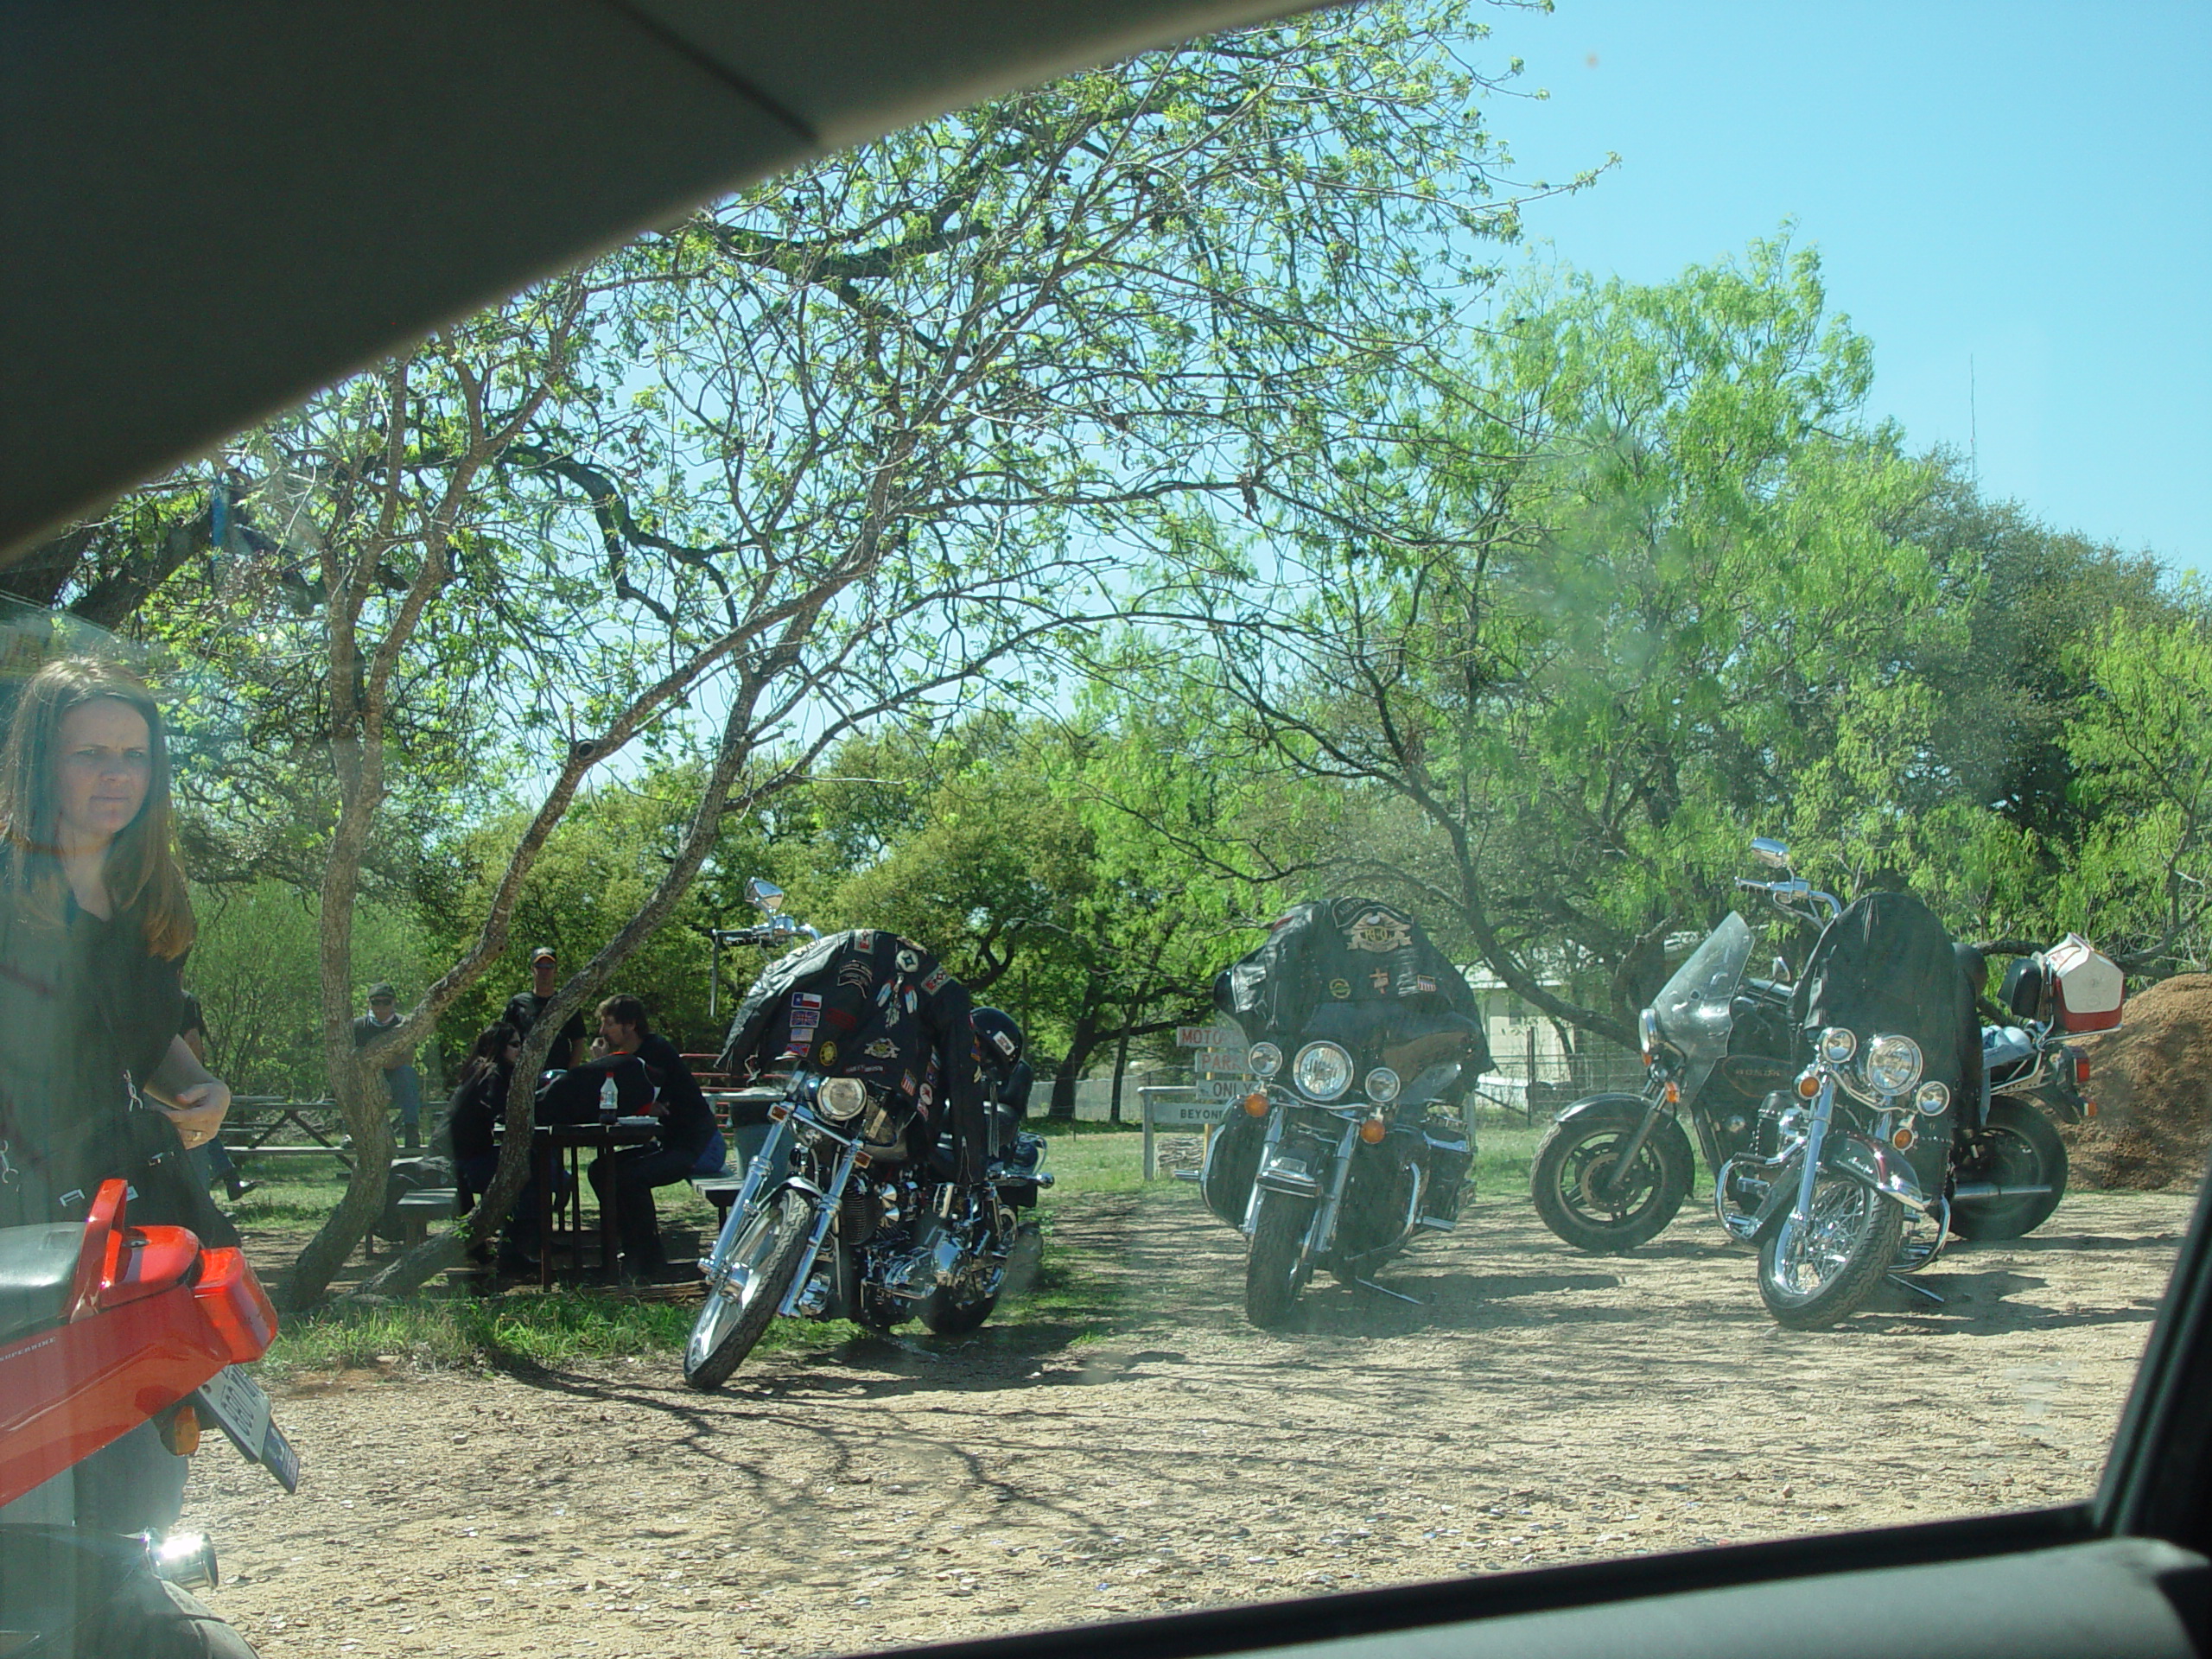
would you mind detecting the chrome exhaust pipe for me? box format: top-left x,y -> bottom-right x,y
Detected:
1951,1181 -> 2053,1200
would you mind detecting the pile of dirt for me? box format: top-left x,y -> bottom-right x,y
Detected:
2060,974 -> 2212,1190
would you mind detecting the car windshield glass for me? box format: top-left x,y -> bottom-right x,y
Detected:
5,3 -> 2207,1656
1649,913 -> 1755,1065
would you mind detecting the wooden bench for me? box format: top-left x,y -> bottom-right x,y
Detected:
690,1176 -> 741,1224
397,1187 -> 457,1248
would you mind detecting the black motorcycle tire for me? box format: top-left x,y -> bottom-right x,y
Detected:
1948,1099 -> 2069,1241
1530,1103 -> 1694,1253
683,1188 -> 813,1391
1756,1172 -> 1904,1329
1244,1193 -> 1313,1329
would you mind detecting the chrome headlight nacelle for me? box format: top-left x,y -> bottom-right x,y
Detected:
1864,1033 -> 1923,1096
817,1076 -> 868,1121
1293,1040 -> 1356,1102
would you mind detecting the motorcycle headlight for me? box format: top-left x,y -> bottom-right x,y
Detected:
817,1076 -> 868,1121
1914,1079 -> 1951,1116
1248,1041 -> 1283,1078
1293,1041 -> 1355,1102
1638,1007 -> 1661,1062
1818,1027 -> 1858,1065
1865,1034 -> 1923,1096
1363,1066 -> 1401,1104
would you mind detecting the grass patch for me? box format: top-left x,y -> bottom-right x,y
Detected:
264,1289 -> 700,1375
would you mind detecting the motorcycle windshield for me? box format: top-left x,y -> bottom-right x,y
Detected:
1650,912 -> 1755,1067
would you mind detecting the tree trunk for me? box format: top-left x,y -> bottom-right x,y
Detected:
1047,1001 -> 1104,1122
1108,1025 -> 1131,1125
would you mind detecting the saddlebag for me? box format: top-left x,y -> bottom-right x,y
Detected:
1200,1111 -> 1265,1228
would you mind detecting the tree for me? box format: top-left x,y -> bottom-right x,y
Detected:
1175,239 -> 1973,1043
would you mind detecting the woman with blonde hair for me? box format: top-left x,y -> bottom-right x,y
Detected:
0,656 -> 232,1233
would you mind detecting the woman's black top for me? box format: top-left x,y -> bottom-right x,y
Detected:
444,1064 -> 511,1160
0,893 -> 188,1229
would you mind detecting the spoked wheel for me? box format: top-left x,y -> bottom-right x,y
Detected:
1757,1172 -> 1904,1329
1244,1192 -> 1314,1329
1530,1104 -> 1694,1253
1948,1099 -> 2069,1241
683,1188 -> 813,1391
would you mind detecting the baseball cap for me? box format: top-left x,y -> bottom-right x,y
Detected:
530,944 -> 556,963
367,982 -> 397,1001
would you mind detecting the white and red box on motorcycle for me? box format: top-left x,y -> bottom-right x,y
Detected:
2001,934 -> 2125,1033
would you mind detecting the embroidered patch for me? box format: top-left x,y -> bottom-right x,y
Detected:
1370,968 -> 1391,991
789,991 -> 822,1034
838,959 -> 874,989
854,931 -> 875,952
899,1071 -> 918,1096
895,946 -> 920,974
1345,908 -> 1414,953
920,965 -> 950,995
1330,978 -> 1351,999
817,1039 -> 838,1068
825,1007 -> 861,1032
1415,974 -> 1437,994
864,1038 -> 899,1058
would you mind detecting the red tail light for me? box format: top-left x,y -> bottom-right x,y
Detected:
2074,1052 -> 2092,1089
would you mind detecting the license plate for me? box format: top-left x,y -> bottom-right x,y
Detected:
194,1365 -> 301,1492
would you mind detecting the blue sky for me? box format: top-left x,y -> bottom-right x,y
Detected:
1468,0 -> 2211,575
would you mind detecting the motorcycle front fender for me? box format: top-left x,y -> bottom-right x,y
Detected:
1550,1090 -> 1663,1128
1750,1135 -> 1929,1243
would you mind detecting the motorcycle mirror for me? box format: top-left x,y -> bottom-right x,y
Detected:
1750,837 -> 1793,870
1772,955 -> 1793,982
743,877 -> 785,914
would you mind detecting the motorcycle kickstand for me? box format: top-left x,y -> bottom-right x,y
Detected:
1355,1278 -> 1426,1306
1886,1272 -> 1944,1306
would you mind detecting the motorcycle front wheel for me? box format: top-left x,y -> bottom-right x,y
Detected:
683,1188 -> 814,1391
1948,1099 -> 2069,1241
1757,1172 -> 1904,1329
1530,1103 -> 1694,1252
1244,1192 -> 1314,1329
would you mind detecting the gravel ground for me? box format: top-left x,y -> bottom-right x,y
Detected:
185,1184 -> 2194,1658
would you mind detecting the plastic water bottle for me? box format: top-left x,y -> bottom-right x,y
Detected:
599,1075 -> 620,1128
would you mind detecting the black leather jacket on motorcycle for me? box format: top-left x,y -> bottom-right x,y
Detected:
1797,891 -> 1985,1122
716,929 -> 988,1183
1213,898 -> 1492,1092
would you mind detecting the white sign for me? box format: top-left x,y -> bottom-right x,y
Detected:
1193,1048 -> 1249,1073
1191,1077 -> 1258,1101
1156,1094 -> 1236,1123
1176,1025 -> 1242,1049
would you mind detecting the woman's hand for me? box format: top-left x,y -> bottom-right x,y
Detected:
159,1077 -> 232,1147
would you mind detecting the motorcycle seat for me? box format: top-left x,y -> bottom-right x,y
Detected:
0,1223 -> 89,1349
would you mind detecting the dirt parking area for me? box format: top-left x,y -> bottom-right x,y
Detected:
186,1182 -> 2194,1658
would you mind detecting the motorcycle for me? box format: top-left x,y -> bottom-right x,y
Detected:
1203,1037 -> 1472,1329
683,887 -> 1051,1390
682,1071 -> 1050,1388
0,1176 -> 296,1655
1532,840 -> 2101,1257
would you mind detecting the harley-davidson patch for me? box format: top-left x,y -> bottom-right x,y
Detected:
864,1038 -> 899,1059
1346,909 -> 1414,954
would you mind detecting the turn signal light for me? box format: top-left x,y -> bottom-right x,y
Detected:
1891,1126 -> 1916,1151
1358,1115 -> 1389,1145
1796,1072 -> 1821,1098
768,1101 -> 792,1122
159,1402 -> 201,1458
1662,1081 -> 1681,1105
2085,1100 -> 2099,1119
1243,1092 -> 1268,1117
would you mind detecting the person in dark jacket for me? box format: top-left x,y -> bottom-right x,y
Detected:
504,944 -> 588,1070
441,1020 -> 562,1273
587,994 -> 713,1281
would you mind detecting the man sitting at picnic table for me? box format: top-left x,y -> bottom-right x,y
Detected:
586,995 -> 713,1283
